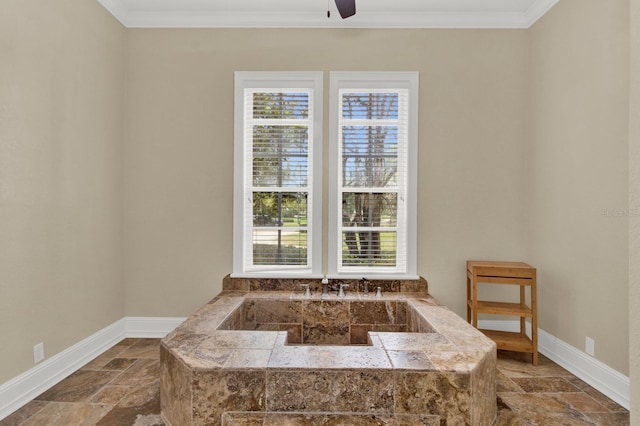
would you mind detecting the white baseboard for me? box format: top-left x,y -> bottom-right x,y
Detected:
124,316 -> 187,338
479,319 -> 630,410
0,317 -> 186,421
1,317 -> 630,420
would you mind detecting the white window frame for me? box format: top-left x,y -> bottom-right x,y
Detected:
328,71 -> 419,279
233,71 -> 323,278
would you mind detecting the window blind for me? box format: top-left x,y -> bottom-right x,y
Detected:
244,89 -> 315,272
336,88 -> 411,274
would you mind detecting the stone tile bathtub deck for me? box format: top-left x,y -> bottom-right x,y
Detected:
160,277 -> 497,425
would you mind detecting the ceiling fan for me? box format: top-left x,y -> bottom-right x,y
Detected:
329,0 -> 356,19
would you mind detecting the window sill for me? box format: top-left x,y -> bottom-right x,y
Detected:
327,274 -> 420,281
231,273 -> 419,281
230,272 -> 325,280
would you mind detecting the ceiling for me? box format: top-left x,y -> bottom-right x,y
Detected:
97,0 -> 560,29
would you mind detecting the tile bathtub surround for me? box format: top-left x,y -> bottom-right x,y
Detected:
1,342 -> 630,425
265,370 -> 395,413
220,297 -> 417,345
221,274 -> 428,294
221,412 -> 442,425
160,283 -> 498,425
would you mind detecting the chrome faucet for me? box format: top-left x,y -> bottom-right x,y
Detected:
300,284 -> 311,298
362,277 -> 370,297
338,283 -> 349,297
321,277 -> 329,297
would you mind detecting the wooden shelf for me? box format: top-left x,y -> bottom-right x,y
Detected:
479,329 -> 534,353
468,300 -> 532,317
467,260 -> 538,365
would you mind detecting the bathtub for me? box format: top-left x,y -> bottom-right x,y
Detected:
160,276 -> 496,425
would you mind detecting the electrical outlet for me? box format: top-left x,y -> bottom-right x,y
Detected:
33,342 -> 44,364
585,337 -> 595,356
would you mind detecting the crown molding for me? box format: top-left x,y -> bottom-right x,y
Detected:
97,0 -> 559,29
97,0 -> 130,27
524,0 -> 561,27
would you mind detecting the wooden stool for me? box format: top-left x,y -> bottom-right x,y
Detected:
466,260 -> 538,365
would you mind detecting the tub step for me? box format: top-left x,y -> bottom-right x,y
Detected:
222,411 -> 440,425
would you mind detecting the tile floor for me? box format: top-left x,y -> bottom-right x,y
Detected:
0,339 -> 630,425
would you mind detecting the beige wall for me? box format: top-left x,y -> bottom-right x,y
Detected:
629,0 -> 640,420
0,1 -> 125,382
123,7 -> 632,377
528,0 -> 630,375
122,28 -> 529,317
1,0 -> 633,400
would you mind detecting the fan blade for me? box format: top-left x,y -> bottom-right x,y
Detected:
334,0 -> 356,18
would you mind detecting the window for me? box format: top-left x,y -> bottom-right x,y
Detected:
329,72 -> 419,278
233,71 -> 418,279
233,72 -> 323,276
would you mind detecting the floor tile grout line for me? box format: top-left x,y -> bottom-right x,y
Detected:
85,364 -> 135,403
14,401 -> 51,426
4,340 -> 629,426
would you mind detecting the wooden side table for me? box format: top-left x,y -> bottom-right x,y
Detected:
466,260 -> 538,365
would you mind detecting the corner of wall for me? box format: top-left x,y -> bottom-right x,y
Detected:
628,0 -> 640,421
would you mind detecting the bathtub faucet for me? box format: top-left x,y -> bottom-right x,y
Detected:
338,283 -> 350,297
321,277 -> 329,297
300,284 -> 311,298
362,277 -> 370,297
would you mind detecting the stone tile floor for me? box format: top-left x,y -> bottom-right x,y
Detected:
0,339 -> 630,425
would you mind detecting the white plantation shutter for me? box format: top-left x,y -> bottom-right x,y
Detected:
234,72 -> 323,276
329,72 -> 418,278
